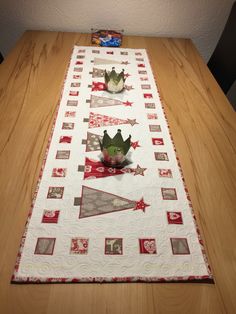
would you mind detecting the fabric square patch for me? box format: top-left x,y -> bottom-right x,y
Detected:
52,168 -> 67,177
34,238 -> 56,255
73,75 -> 81,79
149,125 -> 161,132
138,63 -> 145,67
120,51 -> 128,55
138,70 -> 147,75
145,103 -> 156,109
152,138 -> 164,145
70,238 -> 89,254
147,113 -> 157,119
161,188 -> 177,200
139,239 -> 157,254
74,67 -> 83,72
78,49 -> 85,53
42,210 -> 60,223
105,238 -> 123,255
141,84 -> 151,89
170,238 -> 190,255
155,152 -> 169,161
92,50 -> 100,53
62,122 -> 74,130
136,58 -> 144,61
67,100 -> 78,106
65,111 -> 76,117
47,187 -> 64,199
55,150 -> 70,159
69,91 -> 79,96
106,51 -> 114,54
167,212 -> 183,224
71,82 -> 81,87
75,61 -> 83,65
74,197 -> 81,206
59,136 -> 72,144
140,77 -> 148,81
77,55 -> 85,59
158,168 -> 172,178
144,93 -> 153,99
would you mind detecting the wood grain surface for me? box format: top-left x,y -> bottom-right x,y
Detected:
0,31 -> 235,314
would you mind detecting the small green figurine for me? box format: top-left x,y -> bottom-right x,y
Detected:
99,129 -> 131,167
104,67 -> 125,93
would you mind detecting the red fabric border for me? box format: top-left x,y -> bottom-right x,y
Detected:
11,46 -> 214,284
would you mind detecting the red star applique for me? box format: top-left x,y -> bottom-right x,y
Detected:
123,101 -> 133,107
133,198 -> 150,212
131,141 -> 141,149
124,73 -> 131,78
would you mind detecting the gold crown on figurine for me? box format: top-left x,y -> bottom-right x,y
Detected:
104,67 -> 125,93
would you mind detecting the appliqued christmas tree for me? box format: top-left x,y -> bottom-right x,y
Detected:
83,132 -> 103,152
91,82 -> 106,91
90,68 -> 130,79
78,186 -> 149,218
87,95 -> 132,108
78,158 -> 146,179
90,82 -> 134,92
85,112 -> 138,128
93,58 -> 124,65
90,68 -> 105,78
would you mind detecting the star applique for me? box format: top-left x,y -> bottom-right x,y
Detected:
131,141 -> 140,149
133,198 -> 150,212
133,165 -> 146,176
126,119 -> 138,126
123,101 -> 133,107
121,61 -> 130,65
125,85 -> 134,91
124,73 -> 131,78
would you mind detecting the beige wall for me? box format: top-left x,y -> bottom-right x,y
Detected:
0,0 -> 234,61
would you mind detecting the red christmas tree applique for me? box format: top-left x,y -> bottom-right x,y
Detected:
87,112 -> 138,128
79,158 -> 146,179
91,81 -> 133,92
91,81 -> 106,91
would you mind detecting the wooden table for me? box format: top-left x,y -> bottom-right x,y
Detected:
0,31 -> 235,314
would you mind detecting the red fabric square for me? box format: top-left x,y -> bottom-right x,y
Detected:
139,239 -> 157,254
42,210 -> 60,223
167,211 -> 183,224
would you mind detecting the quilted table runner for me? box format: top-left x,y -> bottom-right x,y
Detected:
12,46 -> 213,283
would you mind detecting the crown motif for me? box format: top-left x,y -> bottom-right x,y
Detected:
99,129 -> 131,167
104,67 -> 125,93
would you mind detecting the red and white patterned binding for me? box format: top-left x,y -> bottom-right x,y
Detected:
11,46 -> 213,284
